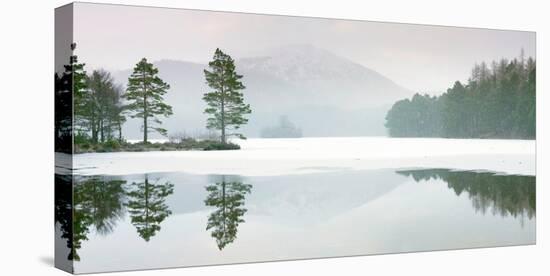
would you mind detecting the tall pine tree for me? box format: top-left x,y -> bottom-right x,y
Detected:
70,43 -> 89,135
203,49 -> 251,144
125,58 -> 173,143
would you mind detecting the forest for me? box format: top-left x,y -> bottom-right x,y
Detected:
59,44 -> 251,153
385,53 -> 536,139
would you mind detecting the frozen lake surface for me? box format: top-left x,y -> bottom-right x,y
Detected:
59,169 -> 535,273
73,137 -> 535,176
58,137 -> 536,273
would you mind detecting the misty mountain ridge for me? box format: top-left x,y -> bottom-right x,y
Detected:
112,44 -> 414,139
239,44 -> 397,83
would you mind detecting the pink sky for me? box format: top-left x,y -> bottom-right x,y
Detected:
74,2 -> 535,93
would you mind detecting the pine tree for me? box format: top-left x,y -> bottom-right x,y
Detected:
203,49 -> 251,144
69,43 -> 88,136
125,58 -> 173,143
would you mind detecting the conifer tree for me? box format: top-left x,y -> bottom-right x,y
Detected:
69,43 -> 88,135
125,58 -> 173,143
203,49 -> 251,144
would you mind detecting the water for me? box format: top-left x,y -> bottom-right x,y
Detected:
55,169 -> 535,273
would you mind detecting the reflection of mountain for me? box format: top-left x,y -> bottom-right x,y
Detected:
113,45 -> 412,139
397,169 -> 536,219
246,170 -> 407,225
163,170 -> 407,226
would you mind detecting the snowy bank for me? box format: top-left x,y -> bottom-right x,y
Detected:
73,137 -> 535,176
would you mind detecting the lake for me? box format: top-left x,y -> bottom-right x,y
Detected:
55,168 -> 535,273
71,137 -> 536,178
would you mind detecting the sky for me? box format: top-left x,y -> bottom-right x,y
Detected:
74,2 -> 535,93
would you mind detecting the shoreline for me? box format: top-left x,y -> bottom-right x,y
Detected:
70,137 -> 535,177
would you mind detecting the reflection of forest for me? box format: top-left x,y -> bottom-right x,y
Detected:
397,169 -> 535,219
73,176 -> 126,261
205,176 -> 252,250
54,174 -> 174,261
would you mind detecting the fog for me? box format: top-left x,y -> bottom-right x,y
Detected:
72,3 -> 535,139
74,2 -> 534,93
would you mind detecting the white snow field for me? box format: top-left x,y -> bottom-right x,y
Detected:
73,137 -> 535,176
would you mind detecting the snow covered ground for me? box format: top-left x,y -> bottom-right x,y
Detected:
73,137 -> 535,176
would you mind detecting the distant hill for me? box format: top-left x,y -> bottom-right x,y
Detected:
237,44 -> 411,108
112,45 -> 413,139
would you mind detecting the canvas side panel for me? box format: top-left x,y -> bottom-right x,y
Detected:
54,3 -> 74,274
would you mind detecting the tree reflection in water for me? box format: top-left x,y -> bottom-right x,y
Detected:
126,174 -> 174,242
397,169 -> 535,221
57,174 -> 175,261
72,176 -> 127,261
59,169 -> 533,261
204,176 -> 252,250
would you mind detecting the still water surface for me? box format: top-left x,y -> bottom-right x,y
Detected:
55,169 -> 535,273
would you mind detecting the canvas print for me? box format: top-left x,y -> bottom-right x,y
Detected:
55,2 -> 536,274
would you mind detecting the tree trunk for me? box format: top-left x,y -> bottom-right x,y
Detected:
220,86 -> 226,144
221,176 -> 226,233
91,117 -> 97,144
118,121 -> 122,142
143,70 -> 148,144
100,119 -> 104,143
143,103 -> 148,143
144,175 -> 149,234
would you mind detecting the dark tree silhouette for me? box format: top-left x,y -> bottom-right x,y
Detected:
55,43 -> 84,153
55,174 -> 74,260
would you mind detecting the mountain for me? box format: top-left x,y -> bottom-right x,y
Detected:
112,45 -> 413,139
237,44 -> 410,108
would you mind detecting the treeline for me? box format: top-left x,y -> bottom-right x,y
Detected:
73,54 -> 173,149
67,44 -> 252,152
385,53 -> 536,139
75,69 -> 126,144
